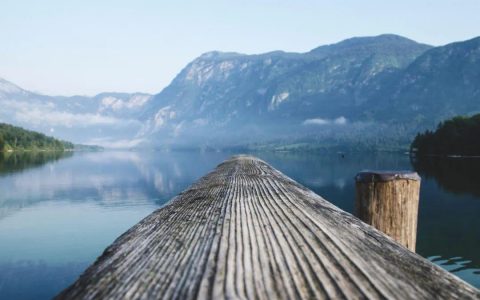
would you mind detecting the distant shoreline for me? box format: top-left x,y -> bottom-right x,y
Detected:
1,148 -> 102,153
412,153 -> 480,159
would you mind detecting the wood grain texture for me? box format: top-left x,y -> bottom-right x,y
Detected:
355,172 -> 420,251
56,155 -> 479,300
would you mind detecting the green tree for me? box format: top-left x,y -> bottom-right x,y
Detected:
412,114 -> 480,156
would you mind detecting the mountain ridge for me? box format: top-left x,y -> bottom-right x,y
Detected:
139,34 -> 436,148
0,78 -> 153,147
1,34 -> 479,150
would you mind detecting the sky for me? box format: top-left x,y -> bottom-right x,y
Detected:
1,0 -> 479,96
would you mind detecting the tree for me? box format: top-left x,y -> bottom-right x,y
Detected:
411,114 -> 480,156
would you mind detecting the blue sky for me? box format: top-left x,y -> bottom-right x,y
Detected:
1,0 -> 479,96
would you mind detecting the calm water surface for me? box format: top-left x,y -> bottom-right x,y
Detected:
0,151 -> 478,299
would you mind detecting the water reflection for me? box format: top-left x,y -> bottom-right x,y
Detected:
0,151 -> 232,300
0,151 -> 72,176
410,156 -> 480,287
0,151 -> 478,300
0,151 -> 231,221
412,155 -> 480,197
255,151 -> 410,213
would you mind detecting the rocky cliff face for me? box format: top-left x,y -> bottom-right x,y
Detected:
140,34 -> 434,147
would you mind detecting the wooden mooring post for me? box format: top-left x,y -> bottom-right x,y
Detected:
355,171 -> 421,251
56,156 -> 478,300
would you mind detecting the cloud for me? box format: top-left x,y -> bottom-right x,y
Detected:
18,110 -> 121,127
2,99 -> 138,128
334,116 -> 347,125
86,137 -> 146,149
303,116 -> 348,126
303,118 -> 329,125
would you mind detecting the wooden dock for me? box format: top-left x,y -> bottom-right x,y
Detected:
56,155 -> 479,299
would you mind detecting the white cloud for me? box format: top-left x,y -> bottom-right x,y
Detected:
334,116 -> 347,125
3,99 -> 137,128
303,118 -> 329,125
303,116 -> 348,126
18,109 -> 121,127
86,137 -> 145,149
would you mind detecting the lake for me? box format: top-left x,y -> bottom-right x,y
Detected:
0,151 -> 478,299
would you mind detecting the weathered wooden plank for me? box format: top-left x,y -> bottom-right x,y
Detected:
56,155 -> 479,299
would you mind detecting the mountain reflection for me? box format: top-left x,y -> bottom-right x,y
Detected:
0,151 -> 230,220
411,156 -> 480,197
0,151 -> 73,176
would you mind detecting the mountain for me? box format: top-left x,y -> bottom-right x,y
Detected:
372,37 -> 480,123
140,34 -> 434,148
140,34 -> 480,150
0,78 -> 153,147
1,34 -> 479,151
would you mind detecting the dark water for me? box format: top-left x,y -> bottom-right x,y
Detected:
0,151 -> 478,299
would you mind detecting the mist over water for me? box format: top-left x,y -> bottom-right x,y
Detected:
0,151 -> 478,299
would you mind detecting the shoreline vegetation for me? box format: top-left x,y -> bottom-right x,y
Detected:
411,114 -> 480,157
0,123 -> 101,153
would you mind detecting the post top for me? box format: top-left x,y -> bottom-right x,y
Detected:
355,170 -> 421,183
